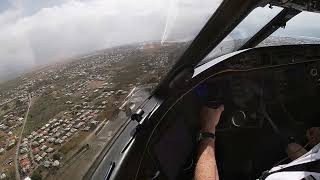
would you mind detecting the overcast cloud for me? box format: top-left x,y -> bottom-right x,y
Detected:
0,0 -> 320,81
0,0 -> 222,80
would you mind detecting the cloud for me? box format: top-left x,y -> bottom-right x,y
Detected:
0,0 -> 221,80
0,0 -> 320,81
203,6 -> 320,62
0,0 -> 12,13
274,11 -> 320,38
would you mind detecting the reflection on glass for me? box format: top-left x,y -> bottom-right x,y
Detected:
259,11 -> 320,47
201,5 -> 282,64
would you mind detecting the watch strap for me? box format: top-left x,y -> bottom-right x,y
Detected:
199,132 -> 215,142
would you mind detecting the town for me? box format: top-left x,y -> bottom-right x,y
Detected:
0,41 -> 187,180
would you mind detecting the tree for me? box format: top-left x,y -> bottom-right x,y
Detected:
31,171 -> 42,180
16,99 -> 23,106
2,104 -> 9,110
53,153 -> 62,160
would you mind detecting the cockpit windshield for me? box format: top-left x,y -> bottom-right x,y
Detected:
201,5 -> 283,64
259,11 -> 320,47
0,0 -> 224,179
2,1 -> 320,179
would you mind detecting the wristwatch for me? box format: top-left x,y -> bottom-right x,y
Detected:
198,132 -> 215,142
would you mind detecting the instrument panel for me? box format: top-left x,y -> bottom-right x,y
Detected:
222,61 -> 319,128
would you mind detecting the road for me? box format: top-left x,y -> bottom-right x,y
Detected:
15,94 -> 32,180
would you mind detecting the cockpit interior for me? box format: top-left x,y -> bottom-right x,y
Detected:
141,45 -> 320,180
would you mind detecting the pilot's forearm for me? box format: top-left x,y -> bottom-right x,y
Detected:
195,139 -> 219,180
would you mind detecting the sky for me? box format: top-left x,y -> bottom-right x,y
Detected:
0,0 -> 320,81
0,0 -> 222,81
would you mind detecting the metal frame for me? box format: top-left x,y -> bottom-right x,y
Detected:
240,8 -> 301,50
154,0 -> 265,97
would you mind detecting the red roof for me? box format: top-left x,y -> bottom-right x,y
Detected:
32,148 -> 39,154
20,158 -> 31,167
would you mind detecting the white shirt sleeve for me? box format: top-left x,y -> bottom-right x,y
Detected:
264,143 -> 320,180
265,172 -> 320,180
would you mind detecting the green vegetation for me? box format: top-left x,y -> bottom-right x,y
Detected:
31,170 -> 43,180
86,93 -> 100,103
53,152 -> 62,160
0,42 -> 189,179
0,76 -> 25,93
2,104 -> 9,111
5,167 -> 16,180
0,135 -> 5,142
58,132 -> 87,155
24,93 -> 71,136
0,101 -> 15,117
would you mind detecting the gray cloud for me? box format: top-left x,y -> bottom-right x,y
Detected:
0,0 -> 221,81
0,0 -> 320,81
274,11 -> 320,38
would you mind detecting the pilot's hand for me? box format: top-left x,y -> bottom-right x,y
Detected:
200,105 -> 224,133
306,127 -> 320,146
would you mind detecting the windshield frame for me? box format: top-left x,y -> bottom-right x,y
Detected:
240,8 -> 301,50
153,0 -> 261,97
